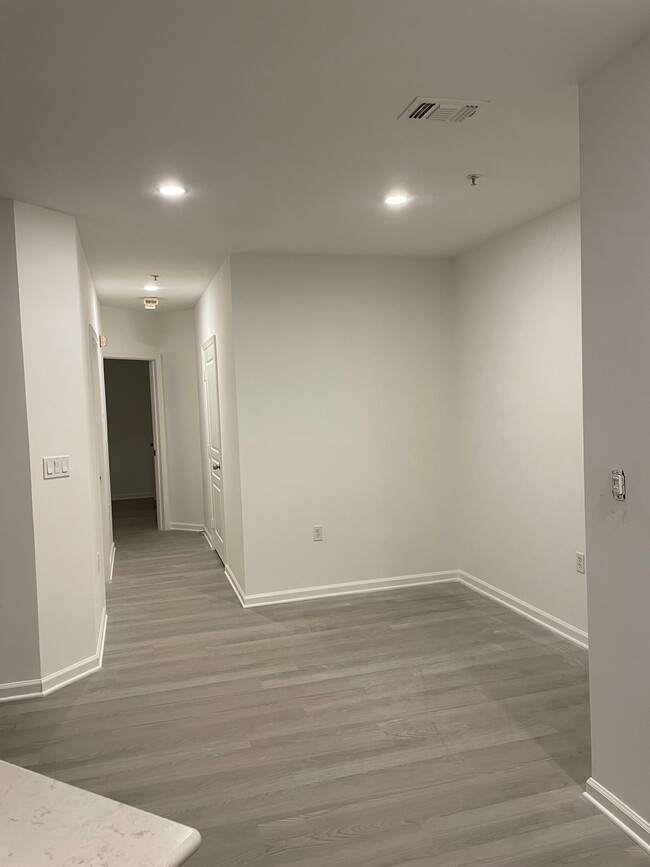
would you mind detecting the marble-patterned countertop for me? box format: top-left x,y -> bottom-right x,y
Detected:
0,760 -> 201,866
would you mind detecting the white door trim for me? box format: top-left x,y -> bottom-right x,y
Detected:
89,325 -> 114,582
103,352 -> 170,531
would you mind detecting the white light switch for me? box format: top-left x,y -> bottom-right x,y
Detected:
43,456 -> 70,480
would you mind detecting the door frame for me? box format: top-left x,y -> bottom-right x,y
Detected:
89,325 -> 114,583
201,335 -> 226,561
103,352 -> 171,531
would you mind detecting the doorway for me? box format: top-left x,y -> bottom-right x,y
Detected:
103,357 -> 168,532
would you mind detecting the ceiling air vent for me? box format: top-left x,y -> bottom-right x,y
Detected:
398,97 -> 487,123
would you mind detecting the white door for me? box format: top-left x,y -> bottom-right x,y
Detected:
202,338 -> 226,562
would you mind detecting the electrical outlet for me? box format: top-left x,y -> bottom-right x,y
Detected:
313,525 -> 323,542
576,552 -> 586,574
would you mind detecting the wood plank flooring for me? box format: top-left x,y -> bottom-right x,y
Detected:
0,498 -> 647,865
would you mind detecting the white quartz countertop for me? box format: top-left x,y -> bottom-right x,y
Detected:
0,760 -> 201,866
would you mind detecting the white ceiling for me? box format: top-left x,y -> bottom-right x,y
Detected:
2,1 -> 650,310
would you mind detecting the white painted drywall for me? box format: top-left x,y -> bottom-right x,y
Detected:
100,306 -> 203,528
13,201 -> 103,678
104,360 -> 156,500
0,200 -> 41,685
580,35 -> 650,826
194,259 -> 246,586
453,202 -> 587,632
228,254 -> 456,595
77,242 -> 113,594
100,305 -> 161,357
160,312 -> 205,528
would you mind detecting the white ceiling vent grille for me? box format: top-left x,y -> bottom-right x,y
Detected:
398,97 -> 487,123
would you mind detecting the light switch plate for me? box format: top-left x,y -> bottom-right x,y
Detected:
43,456 -> 70,479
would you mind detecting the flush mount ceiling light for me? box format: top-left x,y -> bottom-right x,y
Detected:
384,193 -> 410,207
143,297 -> 159,310
158,183 -> 187,198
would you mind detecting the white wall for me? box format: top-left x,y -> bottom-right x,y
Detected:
104,360 -> 155,500
0,200 -> 41,686
101,305 -> 161,357
13,201 -> 104,679
229,254 -> 456,595
194,259 -> 246,586
160,311 -> 205,527
454,202 -> 587,633
580,35 -> 650,828
101,306 -> 203,528
77,242 -> 113,590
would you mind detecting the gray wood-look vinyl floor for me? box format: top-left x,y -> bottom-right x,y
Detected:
0,498 -> 647,866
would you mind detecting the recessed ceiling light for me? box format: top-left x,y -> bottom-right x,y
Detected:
158,183 -> 187,198
384,193 -> 410,207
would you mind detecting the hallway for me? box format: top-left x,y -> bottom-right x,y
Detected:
0,511 -> 646,865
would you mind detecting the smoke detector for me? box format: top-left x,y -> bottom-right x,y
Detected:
398,97 -> 488,123
143,297 -> 159,311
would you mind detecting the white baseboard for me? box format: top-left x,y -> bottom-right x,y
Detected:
224,564 -> 247,607
232,570 -> 458,609
0,676 -> 42,702
107,541 -> 116,584
223,565 -> 587,649
169,522 -> 204,533
457,570 -> 588,649
0,609 -> 107,703
202,528 -> 213,548
112,493 -> 155,501
584,778 -> 650,855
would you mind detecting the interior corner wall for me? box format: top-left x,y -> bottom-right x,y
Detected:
100,305 -> 204,528
228,254 -> 456,596
13,201 -> 104,679
0,199 -> 41,686
160,311 -> 204,527
194,258 -> 246,588
77,240 -> 113,595
580,34 -> 650,828
453,202 -> 586,633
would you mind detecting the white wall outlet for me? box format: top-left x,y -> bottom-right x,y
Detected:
313,525 -> 323,542
576,552 -> 586,574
